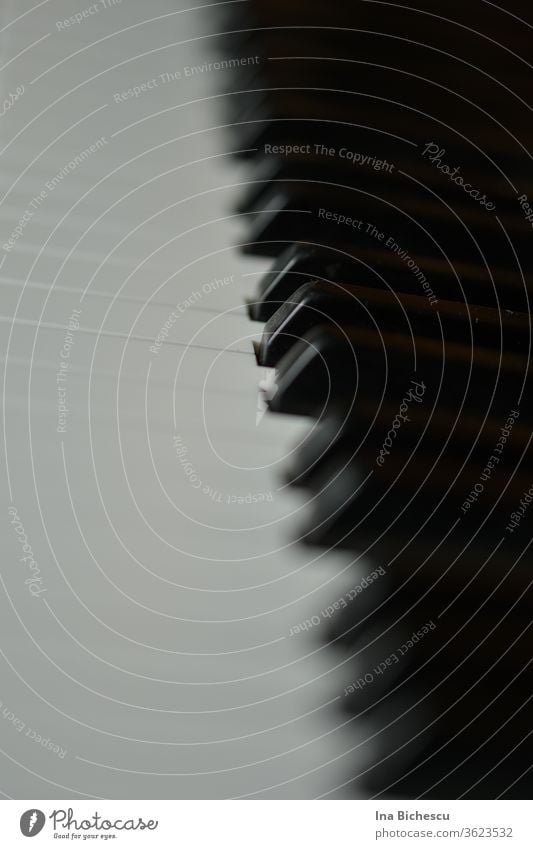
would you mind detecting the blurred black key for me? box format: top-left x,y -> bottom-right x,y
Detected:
242,184 -> 533,275
248,243 -> 356,320
298,440 -> 533,547
285,400 -> 528,488
251,243 -> 533,319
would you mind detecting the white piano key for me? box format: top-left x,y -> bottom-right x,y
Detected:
0,0 -> 358,799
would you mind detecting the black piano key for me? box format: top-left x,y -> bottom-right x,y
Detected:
251,243 -> 532,320
360,687 -> 533,799
256,280 -> 530,367
218,0 -> 533,802
285,400 -> 529,488
269,324 -> 530,417
234,148 -> 525,220
247,243 -> 354,321
242,183 -> 533,265
327,566 -> 533,659
297,441 -> 533,550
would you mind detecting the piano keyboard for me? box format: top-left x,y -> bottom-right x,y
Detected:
1,0 -> 532,800
216,0 -> 533,799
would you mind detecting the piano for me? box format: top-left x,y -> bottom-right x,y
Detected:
1,0 -> 532,800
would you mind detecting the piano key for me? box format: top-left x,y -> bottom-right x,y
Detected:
269,324 -> 531,417
4,0 -> 533,802
248,243 -> 355,321
251,242 -> 533,320
256,280 -> 530,367
284,401 -> 530,488
241,182 -> 533,264
298,446 -> 533,549
223,0 -> 533,803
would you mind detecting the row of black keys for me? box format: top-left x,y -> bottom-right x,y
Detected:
248,251 -> 533,800
214,0 -> 533,800
252,241 -> 531,536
